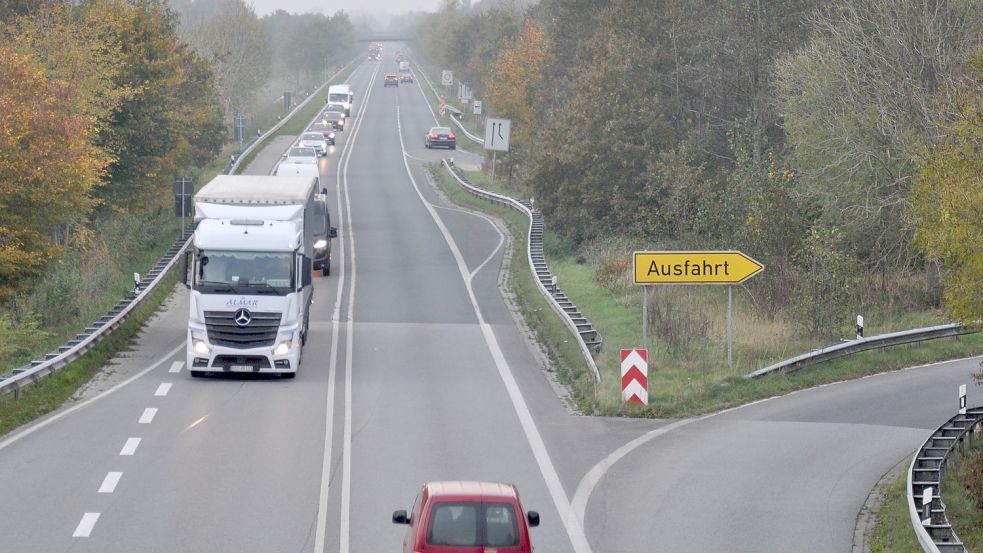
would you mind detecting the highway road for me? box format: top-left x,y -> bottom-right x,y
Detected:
0,46 -> 979,553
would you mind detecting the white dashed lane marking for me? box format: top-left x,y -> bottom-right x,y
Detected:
154,383 -> 172,397
168,361 -> 183,373
73,513 -> 100,537
119,438 -> 141,456
138,408 -> 157,424
98,472 -> 122,493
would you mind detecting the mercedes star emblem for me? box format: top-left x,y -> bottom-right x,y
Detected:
234,308 -> 252,327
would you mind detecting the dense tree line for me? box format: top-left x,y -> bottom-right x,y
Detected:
0,0 -> 225,300
416,0 -> 982,333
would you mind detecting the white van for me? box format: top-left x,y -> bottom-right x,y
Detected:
327,84 -> 354,116
276,161 -> 324,194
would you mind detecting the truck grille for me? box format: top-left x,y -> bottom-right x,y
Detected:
204,311 -> 281,348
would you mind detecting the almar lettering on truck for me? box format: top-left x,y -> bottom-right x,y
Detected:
647,259 -> 731,277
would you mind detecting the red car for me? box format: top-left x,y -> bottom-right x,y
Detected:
393,481 -> 539,553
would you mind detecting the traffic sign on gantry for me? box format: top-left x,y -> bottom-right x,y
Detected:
633,251 -> 764,285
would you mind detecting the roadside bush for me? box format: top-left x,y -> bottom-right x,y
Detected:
0,312 -> 50,367
964,450 -> 983,510
647,287 -> 711,355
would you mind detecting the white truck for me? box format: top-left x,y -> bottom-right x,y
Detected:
398,60 -> 410,74
327,84 -> 354,116
182,175 -> 332,378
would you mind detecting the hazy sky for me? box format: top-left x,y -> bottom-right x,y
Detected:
248,0 -> 442,16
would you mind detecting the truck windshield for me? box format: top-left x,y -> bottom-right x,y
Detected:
195,250 -> 294,295
329,93 -> 348,103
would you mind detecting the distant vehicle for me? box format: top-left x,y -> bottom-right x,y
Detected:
392,481 -> 539,553
400,73 -> 414,84
322,110 -> 345,131
309,121 -> 337,145
327,84 -> 354,116
284,146 -> 319,164
368,54 -> 379,61
384,75 -> 399,87
425,127 -> 456,149
298,132 -> 329,156
398,60 -> 410,74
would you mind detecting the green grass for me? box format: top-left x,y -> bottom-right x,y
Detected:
0,271 -> 177,438
869,463 -> 922,553
942,442 -> 983,550
432,165 -> 983,417
871,444 -> 983,553
235,59 -> 360,174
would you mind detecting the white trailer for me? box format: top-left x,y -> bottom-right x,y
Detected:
184,175 -> 321,378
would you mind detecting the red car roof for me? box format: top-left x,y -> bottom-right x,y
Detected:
425,481 -> 519,502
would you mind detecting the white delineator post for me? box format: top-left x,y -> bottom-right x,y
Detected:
959,384 -> 967,415
621,349 -> 649,405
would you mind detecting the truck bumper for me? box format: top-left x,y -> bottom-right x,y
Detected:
186,327 -> 301,376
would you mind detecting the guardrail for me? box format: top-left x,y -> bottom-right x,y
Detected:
747,324 -> 974,378
440,160 -> 601,381
0,229 -> 192,399
907,406 -> 983,553
413,60 -> 484,144
0,60 -> 363,401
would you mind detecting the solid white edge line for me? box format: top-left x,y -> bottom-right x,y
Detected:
154,383 -> 171,397
72,512 -> 100,537
0,342 -> 184,453
119,437 -> 141,456
395,98 -> 593,553
168,361 -> 183,373
98,471 -> 123,493
138,407 -> 157,424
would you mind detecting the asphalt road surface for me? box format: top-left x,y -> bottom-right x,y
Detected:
0,46 -> 979,553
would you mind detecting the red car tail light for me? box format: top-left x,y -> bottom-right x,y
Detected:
430,133 -> 438,138
448,133 -> 456,139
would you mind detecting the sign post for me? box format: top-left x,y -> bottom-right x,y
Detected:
283,91 -> 291,112
633,251 -> 764,370
472,100 -> 482,136
441,69 -> 453,94
173,176 -> 194,237
234,114 -> 246,144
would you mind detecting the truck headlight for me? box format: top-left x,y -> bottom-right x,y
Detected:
193,339 -> 210,355
274,340 -> 292,356
314,239 -> 328,250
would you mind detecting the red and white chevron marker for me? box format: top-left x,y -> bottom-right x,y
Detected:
620,349 -> 648,405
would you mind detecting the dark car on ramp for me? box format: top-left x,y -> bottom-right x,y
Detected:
384,74 -> 399,87
425,127 -> 456,149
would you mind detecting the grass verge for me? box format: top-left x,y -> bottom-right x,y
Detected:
869,463 -> 922,553
0,271 -> 177,438
235,59 -> 360,174
432,163 -> 983,417
942,440 -> 983,549
871,443 -> 983,553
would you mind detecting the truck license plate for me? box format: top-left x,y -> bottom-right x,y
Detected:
230,365 -> 253,372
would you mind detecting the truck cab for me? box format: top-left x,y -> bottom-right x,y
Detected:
185,176 -> 321,378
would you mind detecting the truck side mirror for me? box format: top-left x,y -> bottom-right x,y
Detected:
302,256 -> 312,287
329,227 -> 338,239
179,251 -> 191,289
392,510 -> 409,524
526,511 -> 539,527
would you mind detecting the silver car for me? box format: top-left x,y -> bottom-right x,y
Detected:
299,132 -> 329,156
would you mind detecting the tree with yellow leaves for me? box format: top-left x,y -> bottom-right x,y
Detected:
0,45 -> 108,300
484,19 -> 551,155
911,50 -> 983,326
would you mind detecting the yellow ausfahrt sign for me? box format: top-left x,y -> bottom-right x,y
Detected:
633,251 -> 764,285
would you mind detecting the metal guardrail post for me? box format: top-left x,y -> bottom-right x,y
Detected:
907,405 -> 982,553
